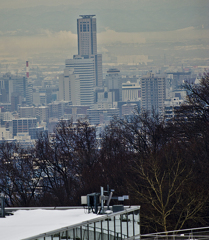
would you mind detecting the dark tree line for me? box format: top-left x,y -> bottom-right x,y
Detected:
0,73 -> 209,233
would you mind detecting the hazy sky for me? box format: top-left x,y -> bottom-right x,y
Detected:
0,0 -> 209,63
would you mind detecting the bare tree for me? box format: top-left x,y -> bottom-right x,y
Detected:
130,140 -> 209,233
35,120 -> 100,205
98,122 -> 133,196
0,142 -> 42,206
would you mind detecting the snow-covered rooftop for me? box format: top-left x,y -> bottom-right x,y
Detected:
0,208 -> 99,240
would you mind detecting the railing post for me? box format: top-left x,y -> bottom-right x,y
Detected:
0,193 -> 5,218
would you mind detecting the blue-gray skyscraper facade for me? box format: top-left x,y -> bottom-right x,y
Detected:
77,15 -> 97,57
77,15 -> 103,87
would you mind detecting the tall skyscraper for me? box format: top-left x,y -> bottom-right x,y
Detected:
77,15 -> 97,56
141,72 -> 165,113
59,15 -> 103,107
76,15 -> 103,87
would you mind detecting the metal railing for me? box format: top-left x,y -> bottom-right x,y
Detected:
127,226 -> 209,240
22,206 -> 140,240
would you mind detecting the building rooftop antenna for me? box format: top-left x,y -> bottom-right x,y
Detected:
79,15 -> 96,18
81,185 -> 129,215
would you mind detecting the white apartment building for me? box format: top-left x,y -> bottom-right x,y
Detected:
65,56 -> 95,106
59,69 -> 81,105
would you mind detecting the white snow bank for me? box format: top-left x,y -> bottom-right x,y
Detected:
0,209 -> 99,240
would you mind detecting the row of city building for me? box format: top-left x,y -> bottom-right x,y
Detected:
0,15 -> 199,145
0,69 -> 191,143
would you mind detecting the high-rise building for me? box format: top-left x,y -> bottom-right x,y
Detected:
77,15 -> 97,56
9,76 -> 28,102
59,15 -> 103,106
35,106 -> 49,123
11,92 -> 22,112
105,68 -> 122,102
0,73 -> 10,102
59,69 -> 81,105
12,118 -> 37,137
76,15 -> 103,87
0,73 -> 30,104
94,53 -> 103,87
65,56 -> 95,106
141,72 -> 165,113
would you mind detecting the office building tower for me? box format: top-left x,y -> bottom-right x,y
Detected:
0,73 -> 30,104
59,69 -> 81,105
65,56 -> 95,106
94,53 -> 103,87
11,92 -> 22,112
35,106 -> 49,123
59,14 -> 103,107
12,118 -> 37,137
0,73 -> 10,102
77,15 -> 103,87
26,83 -> 33,105
9,76 -> 27,100
77,15 -> 97,56
141,72 -> 165,113
105,68 -> 122,102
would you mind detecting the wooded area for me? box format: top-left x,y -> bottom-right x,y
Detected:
0,73 -> 209,234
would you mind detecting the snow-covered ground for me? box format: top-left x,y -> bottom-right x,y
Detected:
0,209 -> 99,240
